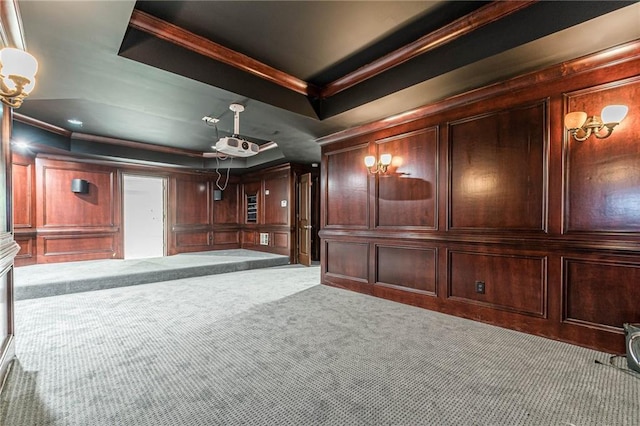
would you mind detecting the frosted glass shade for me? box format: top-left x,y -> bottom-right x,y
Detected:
0,48 -> 38,80
379,153 -> 392,165
364,155 -> 376,167
601,105 -> 628,124
564,111 -> 587,130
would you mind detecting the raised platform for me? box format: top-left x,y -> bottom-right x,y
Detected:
14,249 -> 290,300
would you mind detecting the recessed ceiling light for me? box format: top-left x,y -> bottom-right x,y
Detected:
67,119 -> 83,126
13,140 -> 28,149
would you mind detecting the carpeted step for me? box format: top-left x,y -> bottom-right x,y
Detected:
14,250 -> 290,300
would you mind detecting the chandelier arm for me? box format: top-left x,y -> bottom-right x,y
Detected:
571,127 -> 591,142
593,125 -> 615,139
0,75 -> 28,100
0,96 -> 23,108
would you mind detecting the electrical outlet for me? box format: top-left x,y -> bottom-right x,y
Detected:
475,281 -> 485,294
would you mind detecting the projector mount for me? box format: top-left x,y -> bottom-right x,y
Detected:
229,103 -> 244,136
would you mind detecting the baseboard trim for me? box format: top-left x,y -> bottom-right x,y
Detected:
0,334 -> 16,395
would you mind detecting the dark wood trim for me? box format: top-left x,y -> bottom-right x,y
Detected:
316,39 -> 640,146
129,9 -> 319,97
320,0 -> 537,98
71,132 -> 205,158
13,113 -> 71,137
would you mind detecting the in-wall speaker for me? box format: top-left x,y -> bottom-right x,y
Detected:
71,178 -> 89,194
624,323 -> 640,373
213,189 -> 223,201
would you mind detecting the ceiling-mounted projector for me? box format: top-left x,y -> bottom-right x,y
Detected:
215,136 -> 259,157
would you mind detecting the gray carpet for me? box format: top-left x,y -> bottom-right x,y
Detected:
1,265 -> 638,425
14,249 -> 289,300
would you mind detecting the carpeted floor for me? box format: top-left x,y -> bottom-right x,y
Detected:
1,265 -> 638,425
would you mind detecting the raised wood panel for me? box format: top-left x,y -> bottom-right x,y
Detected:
325,241 -> 368,281
448,250 -> 546,317
564,258 -> 640,330
376,245 -> 436,295
449,102 -> 546,231
40,165 -> 116,228
376,128 -> 438,229
174,177 -> 210,226
564,76 -> 640,233
175,231 -> 210,248
39,234 -> 116,262
242,230 -> 257,245
263,175 -> 289,226
213,231 -> 239,245
12,156 -> 34,229
325,145 -> 369,227
15,236 -> 34,258
212,183 -> 238,224
273,232 -> 288,248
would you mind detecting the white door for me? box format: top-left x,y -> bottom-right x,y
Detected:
123,175 -> 165,259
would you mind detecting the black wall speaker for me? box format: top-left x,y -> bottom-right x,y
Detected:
624,323 -> 640,373
213,189 -> 223,201
71,178 -> 89,194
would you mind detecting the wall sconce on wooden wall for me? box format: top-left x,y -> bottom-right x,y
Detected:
71,179 -> 89,194
0,48 -> 38,108
364,154 -> 392,174
564,105 -> 628,141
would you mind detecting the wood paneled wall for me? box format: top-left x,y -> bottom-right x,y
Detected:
240,164 -> 307,259
320,44 -> 640,354
12,153 -> 310,265
35,157 -> 120,263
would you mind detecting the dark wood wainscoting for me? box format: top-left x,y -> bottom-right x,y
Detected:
35,158 -> 120,263
319,44 -> 640,354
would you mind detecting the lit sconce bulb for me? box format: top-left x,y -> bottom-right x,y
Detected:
364,155 -> 376,168
601,105 -> 628,124
0,47 -> 39,108
565,104 -> 629,141
364,154 -> 393,174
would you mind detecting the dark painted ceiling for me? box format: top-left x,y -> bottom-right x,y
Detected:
12,1 -> 640,170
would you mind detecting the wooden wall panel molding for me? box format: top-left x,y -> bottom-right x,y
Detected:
174,231 -> 210,250
563,256 -> 640,332
212,231 -> 239,245
375,244 -> 437,295
272,232 -> 288,249
37,160 -> 117,229
212,183 -> 239,224
319,44 -> 640,353
323,144 -> 370,229
172,176 -> 210,226
448,249 -> 547,317
11,153 -> 34,229
263,174 -> 290,226
375,127 -> 438,229
38,233 -> 116,263
324,240 -> 369,282
448,101 -> 547,232
564,75 -> 640,234
14,234 -> 35,266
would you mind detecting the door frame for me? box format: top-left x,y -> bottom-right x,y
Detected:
121,173 -> 168,259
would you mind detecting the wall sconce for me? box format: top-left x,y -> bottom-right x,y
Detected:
564,105 -> 628,141
0,47 -> 38,109
364,154 -> 392,174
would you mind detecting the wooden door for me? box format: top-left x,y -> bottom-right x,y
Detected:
298,173 -> 312,266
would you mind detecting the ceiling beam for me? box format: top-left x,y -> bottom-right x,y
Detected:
128,9 -> 319,98
320,0 -> 538,99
